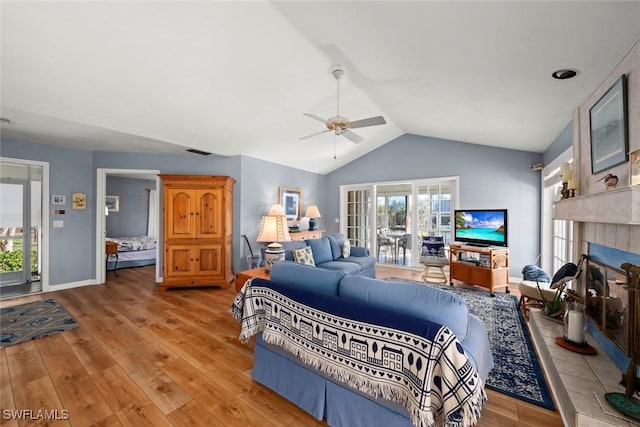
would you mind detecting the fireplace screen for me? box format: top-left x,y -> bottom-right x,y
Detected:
584,258 -> 629,353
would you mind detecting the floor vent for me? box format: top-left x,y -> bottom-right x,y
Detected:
186,148 -> 211,156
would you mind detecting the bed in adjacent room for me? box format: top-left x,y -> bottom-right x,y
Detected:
106,235 -> 157,270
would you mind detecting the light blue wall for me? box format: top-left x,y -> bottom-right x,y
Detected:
543,122 -> 573,166
238,156 -> 325,270
1,138 -> 94,286
325,134 -> 544,276
106,176 -> 154,237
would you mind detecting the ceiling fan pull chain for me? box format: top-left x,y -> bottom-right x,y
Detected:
334,134 -> 337,160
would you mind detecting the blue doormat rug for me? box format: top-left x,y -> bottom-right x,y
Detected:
1,298 -> 78,348
390,278 -> 555,410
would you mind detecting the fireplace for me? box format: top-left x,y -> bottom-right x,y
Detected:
584,243 -> 640,374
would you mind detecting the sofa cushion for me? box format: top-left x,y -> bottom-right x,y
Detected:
316,260 -> 362,276
338,276 -> 469,341
336,256 -> 376,272
306,237 -> 333,265
270,261 -> 345,296
326,233 -> 347,260
277,241 -> 308,262
293,246 -> 315,266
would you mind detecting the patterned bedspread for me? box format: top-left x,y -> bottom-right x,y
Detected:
231,278 -> 486,427
106,235 -> 156,252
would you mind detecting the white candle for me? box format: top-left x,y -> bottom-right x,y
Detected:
568,179 -> 579,190
562,169 -> 573,183
561,162 -> 570,173
567,311 -> 585,343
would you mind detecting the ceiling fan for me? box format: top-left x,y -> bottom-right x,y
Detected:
300,65 -> 386,144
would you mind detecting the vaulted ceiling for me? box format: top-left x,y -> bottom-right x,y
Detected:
2,2 -> 640,174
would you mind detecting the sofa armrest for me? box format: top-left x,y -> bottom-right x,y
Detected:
350,246 -> 370,257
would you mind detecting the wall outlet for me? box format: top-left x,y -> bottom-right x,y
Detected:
53,220 -> 64,228
335,218 -> 339,223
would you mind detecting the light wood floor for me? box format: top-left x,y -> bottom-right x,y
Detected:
0,265 -> 564,426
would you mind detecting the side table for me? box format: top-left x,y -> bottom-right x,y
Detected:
106,240 -> 119,276
235,267 -> 270,292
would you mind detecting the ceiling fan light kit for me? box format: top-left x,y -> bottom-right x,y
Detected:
300,65 -> 386,145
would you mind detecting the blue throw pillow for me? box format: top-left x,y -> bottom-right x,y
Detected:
521,265 -> 551,283
306,237 -> 333,264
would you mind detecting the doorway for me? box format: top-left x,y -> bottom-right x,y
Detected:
0,158 -> 48,298
96,168 -> 161,284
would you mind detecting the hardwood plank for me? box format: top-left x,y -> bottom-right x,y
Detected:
0,350 -> 19,427
35,334 -> 115,426
11,376 -> 70,427
91,365 -> 172,427
0,264 -> 562,426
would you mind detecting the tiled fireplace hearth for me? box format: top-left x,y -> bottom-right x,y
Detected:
551,187 -> 640,426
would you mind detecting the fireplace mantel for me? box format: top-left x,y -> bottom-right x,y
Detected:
553,186 -> 640,224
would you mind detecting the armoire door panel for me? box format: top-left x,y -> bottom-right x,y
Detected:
195,245 -> 222,275
197,189 -> 222,238
166,246 -> 194,276
167,189 -> 196,239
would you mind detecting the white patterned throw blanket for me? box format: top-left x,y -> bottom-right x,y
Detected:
231,278 -> 486,427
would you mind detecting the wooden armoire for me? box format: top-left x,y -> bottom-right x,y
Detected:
158,175 -> 235,291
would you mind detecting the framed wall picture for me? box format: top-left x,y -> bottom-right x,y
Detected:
631,149 -> 640,186
278,186 -> 301,221
51,194 -> 66,205
72,192 -> 87,210
106,195 -> 120,212
590,74 -> 629,174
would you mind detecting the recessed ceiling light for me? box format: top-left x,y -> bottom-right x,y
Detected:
0,117 -> 15,125
552,69 -> 579,80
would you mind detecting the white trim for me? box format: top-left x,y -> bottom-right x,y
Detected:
47,279 -> 101,291
0,156 -> 49,292
96,168 -> 161,284
540,146 -> 573,272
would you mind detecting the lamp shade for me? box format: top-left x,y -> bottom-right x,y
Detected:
267,204 -> 286,216
257,215 -> 291,243
305,205 -> 321,218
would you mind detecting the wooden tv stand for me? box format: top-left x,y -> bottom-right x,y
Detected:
449,243 -> 510,296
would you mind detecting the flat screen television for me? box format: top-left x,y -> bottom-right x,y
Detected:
454,209 -> 508,247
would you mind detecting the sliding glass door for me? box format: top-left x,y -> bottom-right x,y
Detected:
342,177 -> 458,268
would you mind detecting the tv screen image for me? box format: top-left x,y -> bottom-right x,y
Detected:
454,209 -> 508,247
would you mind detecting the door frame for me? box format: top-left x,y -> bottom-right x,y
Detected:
0,156 -> 49,293
95,168 -> 161,284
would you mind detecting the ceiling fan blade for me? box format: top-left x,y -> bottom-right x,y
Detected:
299,129 -> 331,140
302,113 -> 328,124
342,130 -> 365,144
350,116 -> 386,129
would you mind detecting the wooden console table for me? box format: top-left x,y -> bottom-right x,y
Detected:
449,243 -> 510,296
288,230 -> 325,241
235,267 -> 270,292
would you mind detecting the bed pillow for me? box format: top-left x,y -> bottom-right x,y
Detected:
293,246 -> 315,266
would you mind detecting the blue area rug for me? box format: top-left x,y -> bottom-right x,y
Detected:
391,278 -> 555,410
1,298 -> 78,348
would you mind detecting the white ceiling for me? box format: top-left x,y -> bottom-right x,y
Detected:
2,1 -> 640,174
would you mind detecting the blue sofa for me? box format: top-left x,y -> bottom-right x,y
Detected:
239,261 -> 494,426
260,233 -> 376,277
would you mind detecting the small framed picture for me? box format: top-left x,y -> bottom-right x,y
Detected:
278,186 -> 301,221
72,192 -> 87,210
631,149 -> 640,186
106,195 -> 120,212
51,194 -> 66,205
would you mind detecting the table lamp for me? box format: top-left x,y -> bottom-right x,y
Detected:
305,205 -> 321,231
257,204 -> 291,272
